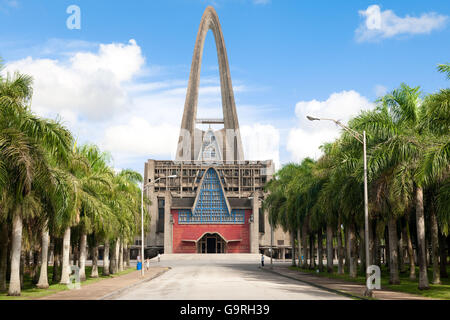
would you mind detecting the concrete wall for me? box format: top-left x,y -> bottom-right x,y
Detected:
250,196 -> 260,253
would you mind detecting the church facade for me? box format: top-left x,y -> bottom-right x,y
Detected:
140,7 -> 292,256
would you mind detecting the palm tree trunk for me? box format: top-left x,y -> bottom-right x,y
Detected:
119,238 -> 124,272
388,217 -> 400,284
288,232 -> 294,266
8,213 -> 23,296
60,227 -> 71,285
337,222 -> 344,275
430,208 -> 440,284
122,240 -> 127,268
297,229 -> 302,267
20,250 -> 24,289
79,232 -> 87,281
301,223 -> 308,269
48,239 -> 54,267
103,241 -> 110,276
317,229 -> 324,271
326,223 -> 333,273
399,226 -> 406,274
52,239 -> 61,283
359,226 -> 365,275
374,225 -> 381,267
73,244 -> 79,267
0,223 -> 8,292
32,248 -> 40,284
403,222 -> 416,280
36,228 -> 49,289
384,227 -> 389,268
439,233 -> 448,278
415,186 -> 429,289
369,219 -> 374,266
126,242 -> 130,268
309,233 -> 315,269
109,240 -> 116,275
344,227 -> 349,271
114,239 -> 120,273
348,223 -> 357,278
91,242 -> 99,278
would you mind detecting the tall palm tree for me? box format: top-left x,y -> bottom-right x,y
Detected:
76,145 -> 113,281
0,71 -> 73,295
351,83 -> 430,288
417,63 -> 450,283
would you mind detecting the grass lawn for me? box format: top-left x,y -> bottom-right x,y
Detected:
289,264 -> 450,300
0,265 -> 136,300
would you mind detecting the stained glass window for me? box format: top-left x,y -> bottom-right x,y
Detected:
178,168 -> 244,224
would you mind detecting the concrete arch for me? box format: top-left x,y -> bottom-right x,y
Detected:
176,6 -> 244,161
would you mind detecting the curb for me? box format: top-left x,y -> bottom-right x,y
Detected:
259,267 -> 369,300
99,267 -> 171,300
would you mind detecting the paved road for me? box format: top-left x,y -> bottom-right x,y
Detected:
114,254 -> 349,300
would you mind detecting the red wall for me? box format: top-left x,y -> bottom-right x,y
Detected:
172,209 -> 251,253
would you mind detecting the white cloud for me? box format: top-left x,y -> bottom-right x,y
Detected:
3,39 -> 266,171
356,5 -> 448,42
241,124 -> 280,170
102,117 -> 179,158
71,39 -> 144,82
5,39 -> 144,121
3,40 -> 181,169
287,90 -> 373,162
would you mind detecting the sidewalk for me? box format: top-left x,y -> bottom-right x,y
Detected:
37,267 -> 169,300
262,265 -> 435,300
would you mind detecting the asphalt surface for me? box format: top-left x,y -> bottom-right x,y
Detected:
113,254 -> 350,300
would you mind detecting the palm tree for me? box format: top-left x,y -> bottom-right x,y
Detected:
418,63 -> 450,283
76,145 -> 113,281
350,83 -> 432,288
1,59 -> 149,295
315,144 -> 342,273
0,70 -> 73,295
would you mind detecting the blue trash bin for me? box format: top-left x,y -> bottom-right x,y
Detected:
137,261 -> 142,270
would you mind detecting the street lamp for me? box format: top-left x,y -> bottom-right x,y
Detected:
307,115 -> 370,293
141,174 -> 177,277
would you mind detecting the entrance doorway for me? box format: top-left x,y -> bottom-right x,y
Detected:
198,233 -> 226,254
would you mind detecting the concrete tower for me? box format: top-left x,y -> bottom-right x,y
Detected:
176,6 -> 245,162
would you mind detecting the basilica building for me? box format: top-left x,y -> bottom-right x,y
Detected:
136,7 -> 292,257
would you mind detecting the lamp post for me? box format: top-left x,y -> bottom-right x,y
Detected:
307,115 -> 370,293
141,174 -> 177,277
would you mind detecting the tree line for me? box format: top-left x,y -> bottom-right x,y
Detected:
0,62 -> 150,296
263,64 -> 450,290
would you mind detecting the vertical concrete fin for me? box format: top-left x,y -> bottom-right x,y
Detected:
176,6 -> 244,161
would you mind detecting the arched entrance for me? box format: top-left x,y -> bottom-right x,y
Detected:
197,233 -> 226,254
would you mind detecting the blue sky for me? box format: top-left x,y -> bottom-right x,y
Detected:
1,0 -> 449,174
